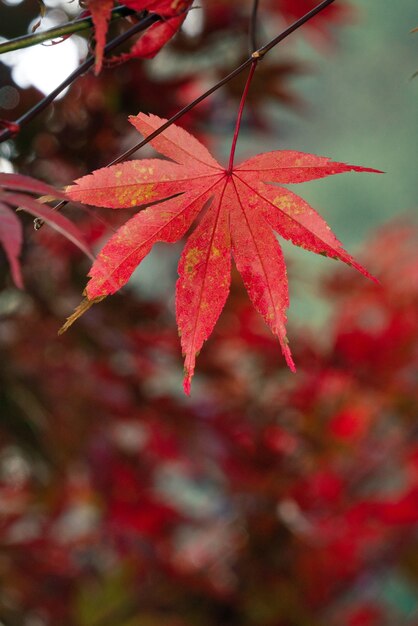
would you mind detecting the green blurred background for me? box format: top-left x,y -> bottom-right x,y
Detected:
137,1 -> 418,325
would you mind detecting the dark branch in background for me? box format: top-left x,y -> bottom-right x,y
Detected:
0,5 -> 137,55
249,0 -> 260,54
0,12 -> 160,144
255,0 -> 335,57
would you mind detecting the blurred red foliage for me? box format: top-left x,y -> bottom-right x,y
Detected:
0,222 -> 417,625
1,1 -> 417,624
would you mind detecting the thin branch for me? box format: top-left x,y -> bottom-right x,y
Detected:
249,0 -> 260,54
0,5 -> 137,55
0,13 -> 160,144
256,0 -> 335,57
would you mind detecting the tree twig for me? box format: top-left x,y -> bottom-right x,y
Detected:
256,0 -> 335,57
0,5 -> 137,55
249,0 -> 260,54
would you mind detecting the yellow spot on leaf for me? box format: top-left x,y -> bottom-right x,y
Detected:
114,183 -> 155,206
184,247 -> 202,277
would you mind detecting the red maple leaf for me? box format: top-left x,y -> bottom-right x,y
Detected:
67,114 -> 379,393
86,0 -> 192,74
87,0 -> 114,74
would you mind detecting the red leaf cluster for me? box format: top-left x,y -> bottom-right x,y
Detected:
86,0 -> 193,74
0,223 -> 417,625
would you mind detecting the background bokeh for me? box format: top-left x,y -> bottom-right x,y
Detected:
0,1 -> 417,625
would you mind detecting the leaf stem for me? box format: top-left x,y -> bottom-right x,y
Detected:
0,5 -> 138,55
227,61 -> 257,174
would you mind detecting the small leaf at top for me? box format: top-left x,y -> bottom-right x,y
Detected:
86,0 -> 114,74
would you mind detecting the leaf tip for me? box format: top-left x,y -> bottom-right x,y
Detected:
281,338 -> 296,373
11,267 -> 24,291
93,53 -> 103,76
351,260 -> 379,285
183,374 -> 192,396
351,165 -> 385,175
182,356 -> 196,396
14,273 -> 24,291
